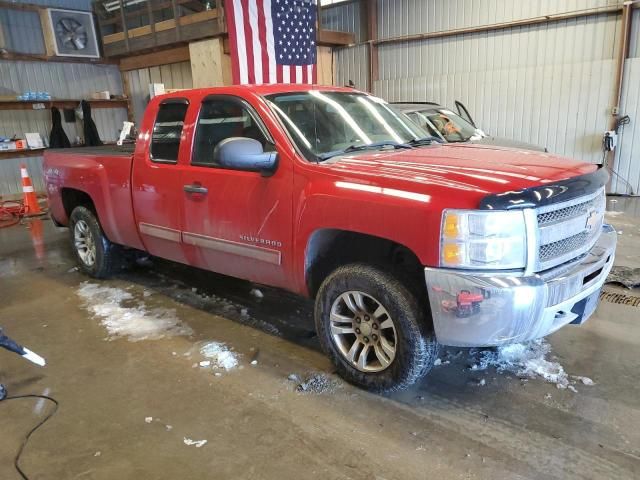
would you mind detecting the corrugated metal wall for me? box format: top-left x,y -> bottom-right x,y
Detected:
0,60 -> 128,195
321,0 -> 365,42
611,7 -> 640,194
24,0 -> 93,11
124,62 -> 193,126
333,1 -> 640,193
0,9 -> 46,54
334,43 -> 369,91
377,0 -> 619,39
376,12 -> 622,164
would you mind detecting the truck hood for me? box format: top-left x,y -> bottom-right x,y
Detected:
323,143 -> 596,199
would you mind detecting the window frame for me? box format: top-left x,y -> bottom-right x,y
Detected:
190,94 -> 275,169
149,97 -> 189,165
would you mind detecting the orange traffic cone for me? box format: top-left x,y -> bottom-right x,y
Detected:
20,164 -> 44,217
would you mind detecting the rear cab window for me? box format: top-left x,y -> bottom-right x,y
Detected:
150,100 -> 189,163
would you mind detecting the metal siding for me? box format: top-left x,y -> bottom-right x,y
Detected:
124,61 -> 193,126
612,57 -> 640,194
23,0 -> 93,11
373,12 -> 621,165
630,7 -> 640,59
0,60 -> 126,195
0,9 -> 46,54
377,0 -> 618,39
334,43 -> 369,91
321,1 -> 364,42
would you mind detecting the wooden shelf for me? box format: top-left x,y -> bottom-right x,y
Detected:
0,148 -> 46,160
0,99 -> 129,111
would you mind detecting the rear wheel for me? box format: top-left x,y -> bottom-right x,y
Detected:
69,206 -> 120,278
315,264 -> 438,392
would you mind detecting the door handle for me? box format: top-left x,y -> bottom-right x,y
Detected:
183,184 -> 208,194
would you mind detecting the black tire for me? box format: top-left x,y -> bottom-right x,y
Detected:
315,264 -> 439,393
69,206 -> 120,278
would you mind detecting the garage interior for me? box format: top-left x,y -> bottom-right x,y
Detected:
1,1 -> 640,479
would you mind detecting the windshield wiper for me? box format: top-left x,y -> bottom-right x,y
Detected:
318,141 -> 413,161
405,136 -> 444,147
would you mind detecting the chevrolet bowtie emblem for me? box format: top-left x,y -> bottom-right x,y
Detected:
585,210 -> 598,231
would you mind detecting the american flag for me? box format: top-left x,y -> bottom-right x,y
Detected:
225,0 -> 318,85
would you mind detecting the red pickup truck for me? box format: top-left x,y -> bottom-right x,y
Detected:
44,85 -> 616,392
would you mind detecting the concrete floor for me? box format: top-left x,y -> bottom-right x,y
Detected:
1,199 -> 639,480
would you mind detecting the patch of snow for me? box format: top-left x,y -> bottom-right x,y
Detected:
240,308 -> 249,317
145,417 -> 153,423
77,283 -> 192,341
200,342 -> 239,370
290,373 -> 340,394
468,339 -> 595,391
250,360 -> 258,365
575,376 -> 595,386
434,358 -> 442,366
199,360 -> 211,367
250,288 -> 264,299
183,438 -> 207,448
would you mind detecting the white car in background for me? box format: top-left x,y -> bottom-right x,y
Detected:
392,101 -> 547,152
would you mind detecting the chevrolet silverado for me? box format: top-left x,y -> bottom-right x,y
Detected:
44,85 -> 616,392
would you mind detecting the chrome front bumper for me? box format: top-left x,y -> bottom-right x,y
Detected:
424,225 -> 617,347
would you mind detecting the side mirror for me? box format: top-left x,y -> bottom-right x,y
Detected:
213,137 -> 278,176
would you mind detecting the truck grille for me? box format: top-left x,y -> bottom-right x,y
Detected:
537,197 -> 596,226
534,188 -> 605,271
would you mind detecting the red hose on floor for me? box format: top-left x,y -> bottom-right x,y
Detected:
0,200 -> 24,228
0,196 -> 48,228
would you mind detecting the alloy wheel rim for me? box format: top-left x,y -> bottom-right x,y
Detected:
329,291 -> 397,372
74,220 -> 96,267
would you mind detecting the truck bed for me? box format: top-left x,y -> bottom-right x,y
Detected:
48,143 -> 135,157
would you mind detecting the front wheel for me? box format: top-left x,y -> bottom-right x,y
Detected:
315,264 -> 439,393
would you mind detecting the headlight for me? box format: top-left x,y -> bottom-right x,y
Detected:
440,210 -> 527,269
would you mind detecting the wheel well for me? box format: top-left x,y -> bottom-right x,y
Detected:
305,229 -> 427,301
61,188 -> 95,218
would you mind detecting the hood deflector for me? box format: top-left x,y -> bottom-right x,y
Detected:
479,168 -> 608,210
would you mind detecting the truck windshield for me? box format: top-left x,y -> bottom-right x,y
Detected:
265,91 -> 429,161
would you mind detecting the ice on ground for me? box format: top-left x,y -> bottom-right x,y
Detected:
469,339 -> 595,391
289,373 -> 340,394
183,438 -> 207,448
77,282 -> 193,341
574,376 -> 595,386
200,342 -> 240,370
144,417 -> 153,423
250,288 -> 264,299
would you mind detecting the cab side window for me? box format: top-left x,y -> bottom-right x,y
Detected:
150,101 -> 188,163
192,97 -> 272,167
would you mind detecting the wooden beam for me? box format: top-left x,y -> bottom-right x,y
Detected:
119,46 -> 191,71
318,29 -> 355,46
38,8 -> 56,57
103,9 -> 219,45
0,99 -> 129,110
104,17 -> 225,57
0,51 -> 118,65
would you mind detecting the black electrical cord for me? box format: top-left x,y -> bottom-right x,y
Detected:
602,114 -> 635,196
0,392 -> 59,480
